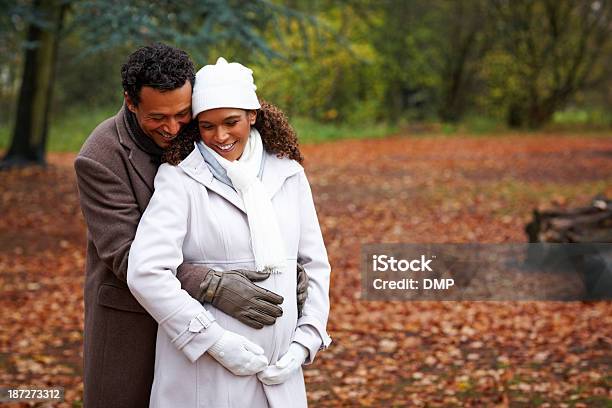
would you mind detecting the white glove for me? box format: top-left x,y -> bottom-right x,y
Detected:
257,342 -> 308,385
207,330 -> 268,376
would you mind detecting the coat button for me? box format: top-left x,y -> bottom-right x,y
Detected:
219,351 -> 225,357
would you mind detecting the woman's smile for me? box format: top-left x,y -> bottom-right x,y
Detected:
198,108 -> 257,161
214,141 -> 237,153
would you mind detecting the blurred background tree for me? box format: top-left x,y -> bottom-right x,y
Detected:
366,0 -> 493,123
0,0 -> 610,168
0,0 -> 310,167
1,0 -> 66,168
489,0 -> 611,128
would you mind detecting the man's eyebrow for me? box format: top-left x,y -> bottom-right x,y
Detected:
148,108 -> 190,117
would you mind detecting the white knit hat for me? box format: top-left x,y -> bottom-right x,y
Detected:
192,57 -> 261,118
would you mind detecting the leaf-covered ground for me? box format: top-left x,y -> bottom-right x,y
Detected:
1,134 -> 611,407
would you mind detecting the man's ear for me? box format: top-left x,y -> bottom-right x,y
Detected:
124,92 -> 137,113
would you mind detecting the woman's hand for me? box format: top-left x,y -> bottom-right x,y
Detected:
207,330 -> 268,376
257,342 -> 308,385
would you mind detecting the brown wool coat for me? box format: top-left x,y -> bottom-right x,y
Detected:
74,105 -> 204,408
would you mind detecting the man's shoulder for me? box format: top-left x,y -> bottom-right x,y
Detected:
76,112 -> 124,164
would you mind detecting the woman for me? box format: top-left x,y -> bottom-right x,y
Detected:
127,57 -> 331,407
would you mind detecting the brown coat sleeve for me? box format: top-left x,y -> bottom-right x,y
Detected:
176,263 -> 209,301
75,155 -> 141,283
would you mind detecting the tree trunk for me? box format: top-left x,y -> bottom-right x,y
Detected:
1,0 -> 65,169
439,65 -> 467,123
525,103 -> 556,129
506,102 -> 525,128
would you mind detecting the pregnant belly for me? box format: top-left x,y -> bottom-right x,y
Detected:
195,259 -> 298,364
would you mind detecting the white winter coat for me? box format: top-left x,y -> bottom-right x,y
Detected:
127,145 -> 331,408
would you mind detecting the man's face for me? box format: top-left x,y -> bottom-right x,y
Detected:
125,81 -> 192,149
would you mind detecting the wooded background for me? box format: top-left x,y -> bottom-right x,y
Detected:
0,0 -> 611,166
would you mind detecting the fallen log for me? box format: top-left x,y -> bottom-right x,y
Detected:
526,195 -> 612,243
525,195 -> 612,300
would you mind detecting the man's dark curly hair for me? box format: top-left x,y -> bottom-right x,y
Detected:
121,42 -> 195,105
163,100 -> 304,165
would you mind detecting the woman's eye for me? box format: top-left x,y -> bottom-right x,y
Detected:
225,121 -> 238,126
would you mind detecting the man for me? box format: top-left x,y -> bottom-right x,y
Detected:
75,43 -> 308,407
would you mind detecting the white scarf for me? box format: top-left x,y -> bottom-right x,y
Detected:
202,128 -> 286,274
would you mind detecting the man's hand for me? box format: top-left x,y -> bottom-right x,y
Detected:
198,268 -> 284,329
178,263 -> 310,328
296,263 -> 309,317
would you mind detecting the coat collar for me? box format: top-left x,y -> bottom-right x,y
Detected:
115,104 -> 158,192
178,143 -> 303,214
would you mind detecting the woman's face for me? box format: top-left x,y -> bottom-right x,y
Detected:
197,108 -> 256,161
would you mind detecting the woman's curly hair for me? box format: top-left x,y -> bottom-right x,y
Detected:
163,100 -> 304,165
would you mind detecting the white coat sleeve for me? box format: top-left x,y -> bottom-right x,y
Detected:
127,164 -> 224,363
292,170 -> 332,364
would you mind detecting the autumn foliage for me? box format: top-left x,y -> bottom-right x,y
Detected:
1,134 -> 611,407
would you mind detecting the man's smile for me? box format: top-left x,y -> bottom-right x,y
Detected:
157,130 -> 178,141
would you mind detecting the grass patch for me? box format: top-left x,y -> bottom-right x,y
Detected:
0,126 -> 8,150
438,111 -> 612,137
0,106 -> 119,152
1,107 -> 607,154
49,106 -> 119,151
292,117 -> 398,144
552,107 -> 612,128
462,115 -> 506,134
0,109 -> 398,152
